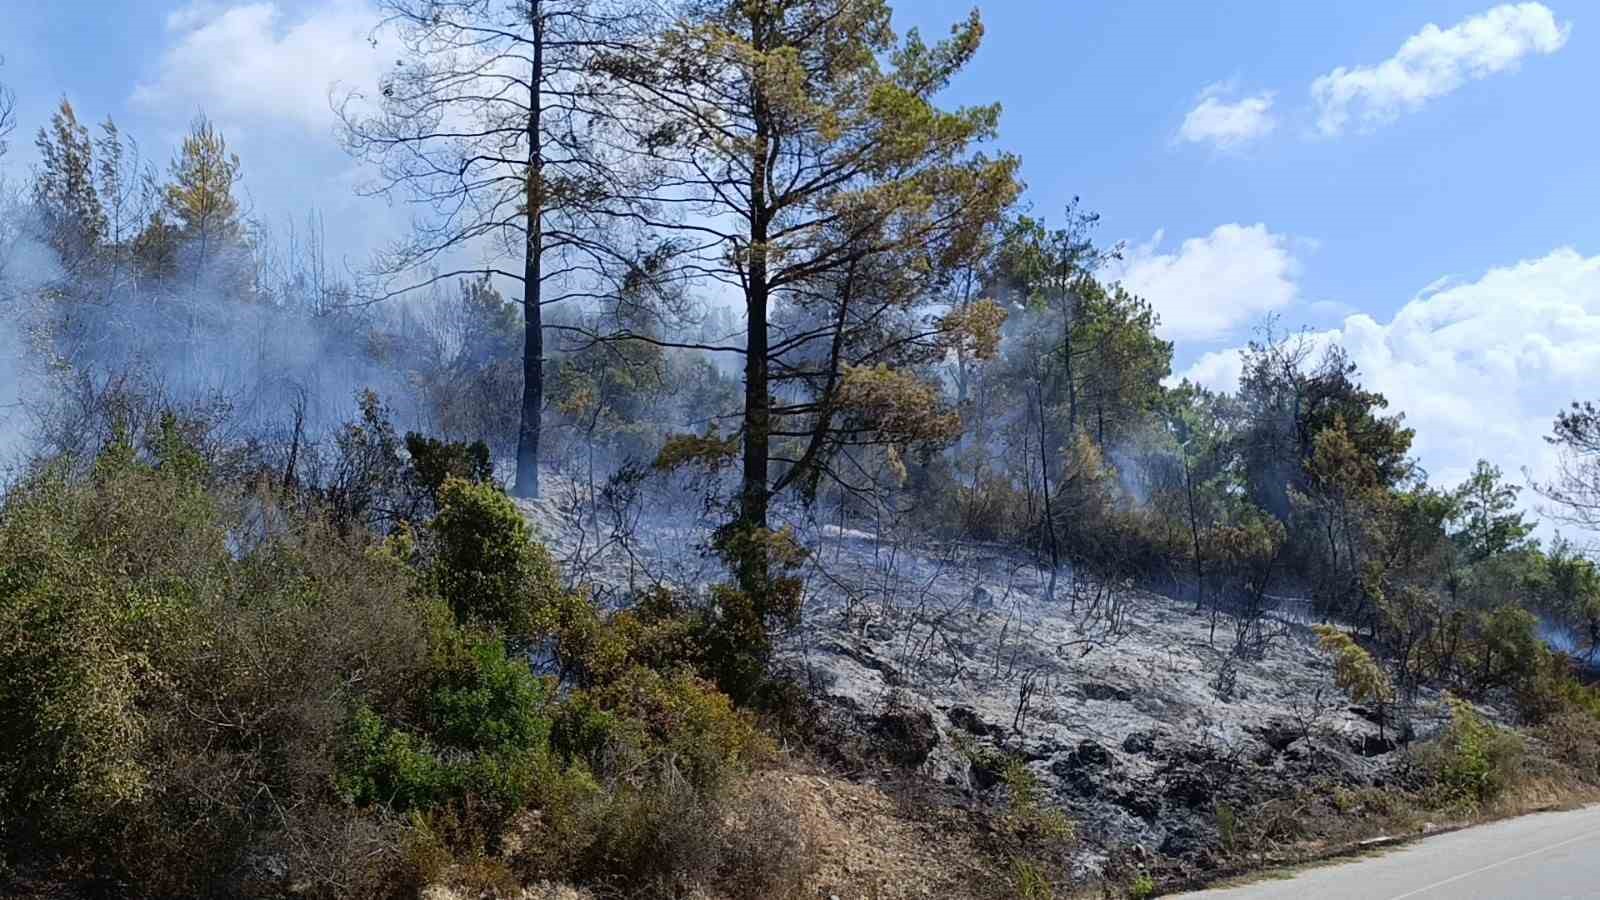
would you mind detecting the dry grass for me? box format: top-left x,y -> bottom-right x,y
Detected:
737,767 -> 1000,899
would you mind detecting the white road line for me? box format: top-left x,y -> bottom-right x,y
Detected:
1384,827 -> 1600,900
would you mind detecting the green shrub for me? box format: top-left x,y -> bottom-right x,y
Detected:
1425,694 -> 1525,811
556,665 -> 768,793
1,430 -> 785,897
0,449 -> 218,847
0,436 -> 440,896
429,477 -> 566,634
1001,757 -> 1074,845
1467,605 -> 1542,692
1316,625 -> 1395,735
338,628 -> 553,813
338,705 -> 459,810
1512,645 -> 1600,724
1215,801 -> 1240,855
405,432 -> 494,504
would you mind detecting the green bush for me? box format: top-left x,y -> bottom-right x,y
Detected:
1467,605 -> 1543,692
555,665 -> 768,793
338,626 -> 553,814
0,436 -> 442,896
0,448 -> 218,847
1511,645 -> 1600,724
1425,694 -> 1525,811
429,477 -> 566,635
406,432 -> 494,504
1011,856 -> 1054,900
1001,757 -> 1073,845
1,427 -> 788,897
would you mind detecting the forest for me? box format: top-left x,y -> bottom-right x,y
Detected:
2,2 -> 1599,899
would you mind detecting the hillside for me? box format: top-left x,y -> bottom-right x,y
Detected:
514,485 -> 1599,894
4,3 -> 1600,898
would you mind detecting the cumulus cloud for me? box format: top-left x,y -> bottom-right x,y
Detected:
1311,3 -> 1570,136
1176,247 -> 1600,505
1111,223 -> 1302,342
133,0 -> 383,132
1177,82 -> 1277,149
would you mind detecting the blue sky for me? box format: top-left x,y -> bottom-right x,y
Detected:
2,1 -> 1598,507
894,1 -> 1599,341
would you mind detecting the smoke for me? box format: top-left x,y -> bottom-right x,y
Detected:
0,213 -> 62,465
0,192 -> 470,473
1538,614 -> 1599,672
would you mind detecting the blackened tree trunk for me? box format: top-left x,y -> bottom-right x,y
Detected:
515,0 -> 546,499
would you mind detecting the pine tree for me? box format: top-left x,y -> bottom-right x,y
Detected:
164,114 -> 246,288
1453,459 -> 1534,562
33,99 -> 106,262
601,1 -> 1021,566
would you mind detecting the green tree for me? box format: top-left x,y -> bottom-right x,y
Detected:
1235,328 -> 1412,522
164,114 -> 242,251
991,208 -> 1113,446
604,0 -> 1021,579
1536,399 -> 1600,532
1293,415 -> 1392,627
1075,281 -> 1172,448
33,98 -> 106,261
1452,459 -> 1534,562
1538,539 -> 1600,660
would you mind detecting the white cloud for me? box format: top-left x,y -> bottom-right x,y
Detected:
1177,83 -> 1277,149
133,1 -> 383,132
1311,3 -> 1570,136
1111,223 -> 1302,342
1177,247 -> 1600,510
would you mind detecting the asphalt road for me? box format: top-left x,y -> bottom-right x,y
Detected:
1171,805 -> 1600,899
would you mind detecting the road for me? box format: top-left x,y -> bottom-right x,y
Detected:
1171,805 -> 1600,899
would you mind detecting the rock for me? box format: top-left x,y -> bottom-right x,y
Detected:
1023,739 -> 1070,762
1163,769 -> 1213,808
1348,704 -> 1391,727
946,705 -> 1003,737
872,704 -> 939,768
1248,718 -> 1303,753
1115,786 -> 1163,821
1051,740 -> 1122,798
820,638 -> 903,686
1122,730 -> 1159,755
1081,682 -> 1132,702
1350,731 -> 1397,757
1158,823 -> 1217,862
1072,739 -> 1114,768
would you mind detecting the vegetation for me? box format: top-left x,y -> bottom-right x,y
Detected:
4,3 -> 1600,898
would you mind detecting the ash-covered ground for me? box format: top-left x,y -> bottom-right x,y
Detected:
517,480 -> 1464,870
